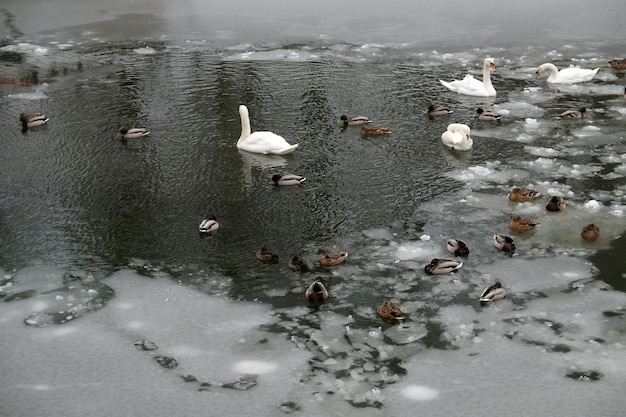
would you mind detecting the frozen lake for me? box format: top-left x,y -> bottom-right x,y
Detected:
1,1 -> 625,416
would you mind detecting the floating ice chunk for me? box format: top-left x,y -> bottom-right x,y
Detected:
133,47 -> 156,54
395,242 -> 438,261
8,91 -> 48,100
583,200 -> 602,212
401,385 -> 439,401
363,228 -> 394,240
524,146 -> 560,157
419,234 -> 431,241
516,133 -> 534,143
524,118 -> 540,128
0,42 -> 48,55
233,360 -> 278,374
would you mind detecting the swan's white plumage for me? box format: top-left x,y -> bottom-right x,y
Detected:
439,58 -> 496,97
441,123 -> 473,151
237,105 -> 298,155
535,63 -> 598,84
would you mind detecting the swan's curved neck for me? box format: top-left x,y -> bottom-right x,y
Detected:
482,60 -> 493,87
239,106 -> 251,142
543,63 -> 559,80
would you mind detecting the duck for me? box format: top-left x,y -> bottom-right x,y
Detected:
608,58 -> 626,70
360,125 -> 391,136
560,107 -> 586,119
288,255 -> 309,272
447,239 -> 470,256
339,114 -> 371,127
237,104 -> 298,155
439,57 -> 497,97
426,105 -> 453,117
376,300 -> 406,323
493,233 -> 516,252
271,174 -> 306,186
119,127 -> 149,139
319,251 -> 348,266
508,216 -> 540,234
19,112 -> 49,131
198,215 -> 219,235
441,123 -> 473,151
424,258 -> 463,275
476,108 -> 502,124
256,246 -> 279,262
581,224 -> 601,242
479,281 -> 507,303
508,188 -> 541,202
535,63 -> 599,84
305,281 -> 328,303
545,196 -> 566,212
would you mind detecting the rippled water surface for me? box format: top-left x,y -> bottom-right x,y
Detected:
1,1 -> 626,416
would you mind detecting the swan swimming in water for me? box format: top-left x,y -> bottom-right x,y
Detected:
535,63 -> 598,84
441,123 -> 473,151
237,105 -> 298,155
439,57 -> 497,97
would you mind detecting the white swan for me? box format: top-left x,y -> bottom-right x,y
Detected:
439,58 -> 496,97
441,123 -> 473,151
535,63 -> 599,84
237,105 -> 298,155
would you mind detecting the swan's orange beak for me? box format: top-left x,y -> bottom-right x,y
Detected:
490,63 -> 496,72
534,71 -> 540,79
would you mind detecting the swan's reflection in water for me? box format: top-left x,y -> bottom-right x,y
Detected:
238,150 -> 291,189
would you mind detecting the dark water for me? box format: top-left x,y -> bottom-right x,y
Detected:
1,2 -> 626,416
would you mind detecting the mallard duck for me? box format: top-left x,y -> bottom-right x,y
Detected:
360,125 -> 391,136
439,57 -> 497,97
545,196 -> 566,212
447,238 -> 470,256
376,300 -> 406,322
319,251 -> 348,266
256,246 -> 278,262
441,123 -> 472,151
508,216 -> 540,234
198,215 -> 219,235
288,255 -> 309,272
426,105 -> 453,116
535,63 -> 598,84
508,188 -> 541,202
19,112 -> 49,131
237,105 -> 298,155
493,233 -> 516,252
608,59 -> 626,70
581,224 -> 601,242
339,114 -> 371,127
476,107 -> 502,123
424,258 -> 463,275
560,107 -> 586,119
119,127 -> 150,139
271,174 -> 306,186
479,281 -> 507,303
305,281 -> 328,303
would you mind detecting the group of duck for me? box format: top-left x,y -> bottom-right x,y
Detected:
17,56 -> 619,324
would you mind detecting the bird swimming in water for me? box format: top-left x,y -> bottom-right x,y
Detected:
305,281 -> 328,303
